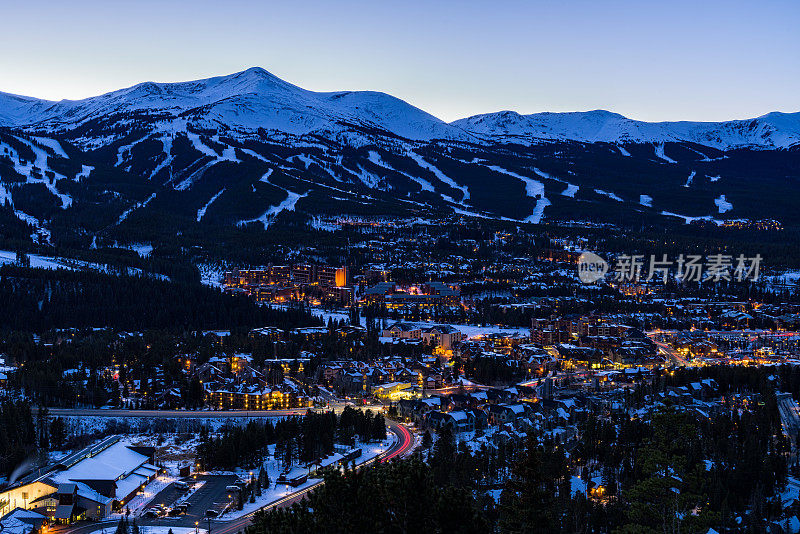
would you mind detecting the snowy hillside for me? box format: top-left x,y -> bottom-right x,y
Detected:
4,68 -> 798,149
0,67 -> 471,143
0,67 -> 799,247
452,109 -> 800,150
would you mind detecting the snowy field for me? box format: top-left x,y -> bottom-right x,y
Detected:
0,249 -> 105,271
269,304 -> 529,339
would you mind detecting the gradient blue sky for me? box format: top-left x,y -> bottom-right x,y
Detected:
1,0 -> 797,122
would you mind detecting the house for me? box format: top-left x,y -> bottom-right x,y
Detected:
277,467 -> 308,487
426,410 -> 475,434
382,323 -> 422,340
486,404 -> 528,425
422,325 -> 463,350
0,436 -> 160,522
0,508 -> 47,534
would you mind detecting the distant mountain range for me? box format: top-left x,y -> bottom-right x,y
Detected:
0,67 -> 798,249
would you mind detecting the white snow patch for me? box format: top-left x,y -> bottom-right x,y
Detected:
639,194 -> 653,207
484,165 -> 549,223
654,143 -> 677,163
197,189 -> 225,222
561,183 -> 579,197
369,151 -> 434,192
33,137 -> 68,158
714,194 -> 733,214
76,164 -> 94,181
238,172 -> 307,229
617,144 -> 631,156
406,151 -> 470,202
595,189 -> 623,202
661,211 -> 720,224
684,171 -> 696,187
118,193 -> 156,224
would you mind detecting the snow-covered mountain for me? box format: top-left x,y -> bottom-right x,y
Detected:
453,109 -> 800,150
0,67 -> 472,143
0,67 -> 798,250
3,68 -> 797,149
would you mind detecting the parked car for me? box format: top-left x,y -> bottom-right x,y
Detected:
175,480 -> 189,489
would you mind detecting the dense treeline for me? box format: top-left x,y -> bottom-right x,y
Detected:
462,355 -> 525,385
197,407 -> 386,470
251,379 -> 789,533
249,456 -> 488,534
0,265 -> 321,331
0,400 -> 36,476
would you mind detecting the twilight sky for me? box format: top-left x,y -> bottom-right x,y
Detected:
1,0 -> 797,123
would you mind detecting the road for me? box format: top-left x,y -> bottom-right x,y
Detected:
41,405 -> 387,419
778,393 -> 800,461
208,419 -> 415,534
55,418 -> 415,534
651,339 -> 689,367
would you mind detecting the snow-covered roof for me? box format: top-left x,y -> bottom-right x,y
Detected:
51,441 -> 150,487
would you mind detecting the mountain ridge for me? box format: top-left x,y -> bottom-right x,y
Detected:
0,67 -> 799,250
1,67 -> 798,149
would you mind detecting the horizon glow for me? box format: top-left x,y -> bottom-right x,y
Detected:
0,0 -> 798,123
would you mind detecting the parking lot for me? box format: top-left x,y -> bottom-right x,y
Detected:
139,474 -> 241,528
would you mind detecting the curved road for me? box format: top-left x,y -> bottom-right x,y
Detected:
55,418 -> 414,534
210,419 -> 414,534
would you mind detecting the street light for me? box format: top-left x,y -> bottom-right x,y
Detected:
195,521 -> 199,534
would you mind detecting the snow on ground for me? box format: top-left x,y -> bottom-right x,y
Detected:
33,136 -> 68,158
368,150 -> 434,193
8,137 -> 73,208
309,216 -> 340,232
406,151 -> 470,202
220,437 -> 392,520
292,154 -> 314,168
0,249 -> 105,271
96,528 -> 207,534
271,304 -> 530,339
197,189 -> 225,222
684,171 -> 696,187
116,135 -> 151,167
122,473 -> 178,516
714,194 -> 733,213
149,135 -> 173,180
118,193 -> 157,224
708,175 -> 721,182
186,133 -> 239,163
616,144 -> 631,156
484,165 -> 549,223
352,165 -> 381,188
198,263 -> 226,288
561,183 -> 579,197
653,143 -> 677,163
639,194 -> 653,207
123,243 -> 154,257
381,320 -> 529,340
0,183 -> 12,205
12,211 -> 51,243
530,167 -> 578,200
76,164 -> 94,180
661,211 -> 720,224
238,191 -> 306,229
594,189 -> 623,202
